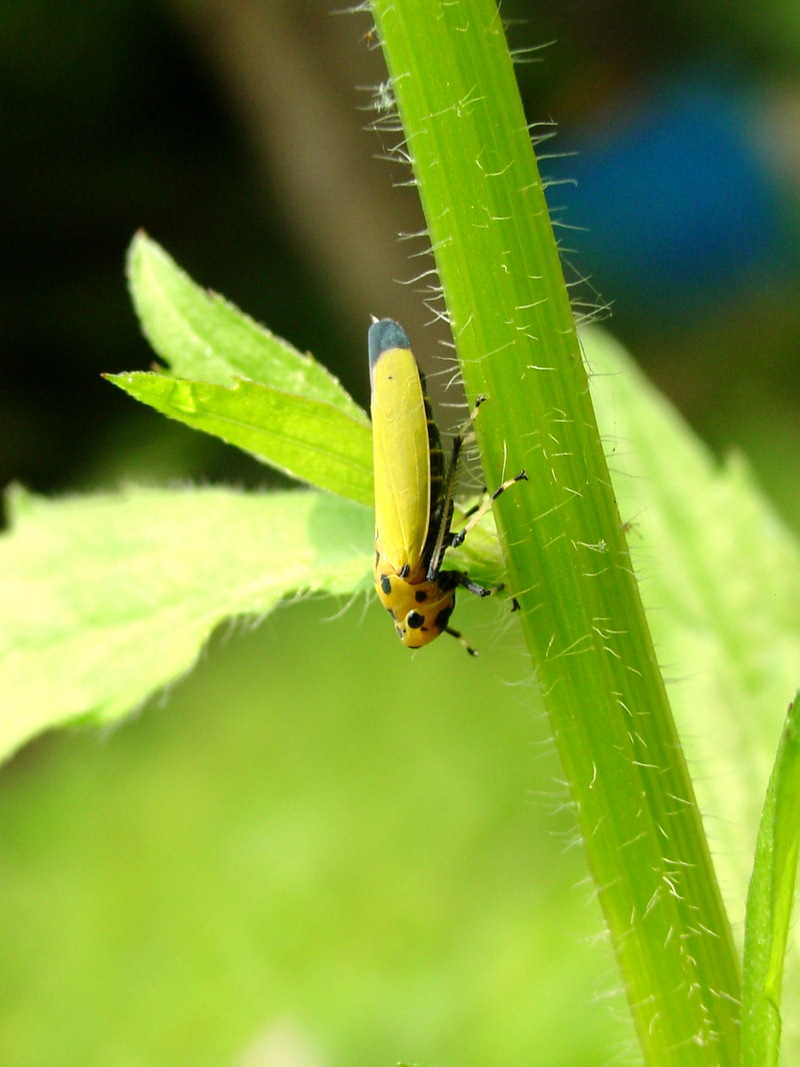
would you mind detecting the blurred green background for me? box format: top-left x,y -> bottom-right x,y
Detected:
2,1 -> 800,1064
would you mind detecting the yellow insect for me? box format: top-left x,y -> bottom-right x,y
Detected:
369,318 -> 525,655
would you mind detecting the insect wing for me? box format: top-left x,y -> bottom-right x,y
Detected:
369,321 -> 431,577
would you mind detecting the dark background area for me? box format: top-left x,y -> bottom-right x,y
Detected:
2,0 -> 799,522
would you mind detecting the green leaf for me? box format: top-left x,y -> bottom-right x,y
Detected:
585,325 -> 800,898
127,232 -> 367,419
0,484 -> 373,762
105,372 -> 373,506
742,692 -> 800,1067
119,234 -> 373,501
587,326 -> 800,1061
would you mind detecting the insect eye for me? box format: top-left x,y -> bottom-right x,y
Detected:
406,611 -> 426,630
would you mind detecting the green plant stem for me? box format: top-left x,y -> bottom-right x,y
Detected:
370,0 -> 741,1061
742,691 -> 800,1065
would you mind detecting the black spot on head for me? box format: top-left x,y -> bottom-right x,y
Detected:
407,611 -> 425,630
414,589 -> 428,602
380,575 -> 392,595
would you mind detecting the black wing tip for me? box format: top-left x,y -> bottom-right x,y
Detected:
368,318 -> 411,367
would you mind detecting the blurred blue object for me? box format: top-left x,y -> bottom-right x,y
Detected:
546,76 -> 798,322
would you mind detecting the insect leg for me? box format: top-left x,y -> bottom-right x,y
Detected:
441,571 -> 509,656
439,569 -> 505,599
443,626 -> 478,656
450,469 -> 528,549
425,396 -> 487,580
